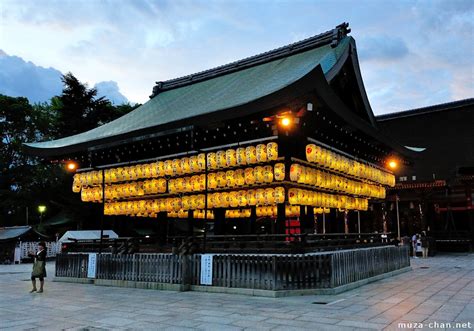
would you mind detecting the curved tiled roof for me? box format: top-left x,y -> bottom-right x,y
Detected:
24,26 -> 351,156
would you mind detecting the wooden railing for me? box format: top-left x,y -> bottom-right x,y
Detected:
96,254 -> 182,284
172,233 -> 395,254
330,246 -> 410,287
56,253 -> 89,278
55,245 -> 410,291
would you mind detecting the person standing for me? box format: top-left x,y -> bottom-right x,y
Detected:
420,231 -> 429,258
28,242 -> 47,293
411,233 -> 418,258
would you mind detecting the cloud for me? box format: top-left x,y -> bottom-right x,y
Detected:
0,51 -> 130,104
0,50 -> 62,103
1,0 -> 472,113
94,81 -> 128,105
359,36 -> 409,62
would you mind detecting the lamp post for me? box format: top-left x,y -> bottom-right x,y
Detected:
38,205 -> 46,225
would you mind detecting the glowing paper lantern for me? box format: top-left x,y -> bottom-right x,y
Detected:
244,168 -> 256,185
216,150 -> 227,168
256,189 -> 266,205
264,188 -> 275,205
274,163 -> 285,181
190,156 -> 199,173
267,142 -> 278,161
274,187 -> 285,204
216,172 -> 227,188
236,147 -> 247,165
226,149 -> 237,167
255,166 -> 265,183
245,146 -> 257,164
207,173 -> 217,189
290,164 -> 302,182
263,165 -> 274,183
256,144 -> 267,163
288,188 -> 298,205
207,153 -> 217,170
197,153 -> 206,171
226,170 -> 236,187
181,157 -> 191,174
247,190 -> 257,205
234,169 -> 245,186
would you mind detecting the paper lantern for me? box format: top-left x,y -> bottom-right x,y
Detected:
244,168 -> 256,185
247,190 -> 257,205
264,188 -> 275,205
256,144 -> 267,163
263,165 -> 274,183
226,149 -> 237,167
220,192 -> 230,208
191,175 -> 200,192
181,157 -> 191,174
174,177 -> 184,193
267,142 -> 278,161
245,146 -> 257,164
189,156 -> 199,173
254,166 -> 264,183
236,147 -> 247,165
274,187 -> 285,204
306,144 -> 316,163
229,191 -> 239,207
207,173 -> 217,189
238,190 -> 248,207
182,195 -> 191,210
290,164 -> 302,182
256,189 -> 266,205
216,172 -> 227,188
216,150 -> 227,168
197,153 -> 206,171
168,179 -> 176,193
274,163 -> 285,181
207,153 -> 217,170
226,170 -> 236,187
163,160 -> 173,176
234,169 -> 245,186
288,188 -> 298,205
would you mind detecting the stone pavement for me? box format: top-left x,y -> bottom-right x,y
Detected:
0,253 -> 472,331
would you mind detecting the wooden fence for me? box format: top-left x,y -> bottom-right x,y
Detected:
55,245 -> 410,290
96,254 -> 182,284
56,253 -> 89,278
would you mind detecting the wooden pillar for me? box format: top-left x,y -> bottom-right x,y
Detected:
276,203 -> 286,234
213,208 -> 226,235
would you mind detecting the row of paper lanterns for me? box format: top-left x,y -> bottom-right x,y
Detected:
102,189 -> 367,217
73,142 -> 279,188
103,187 -> 287,214
78,164 -> 286,201
289,164 -> 386,199
288,188 -> 368,210
306,144 -> 395,186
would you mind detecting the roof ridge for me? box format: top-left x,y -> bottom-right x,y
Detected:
376,98 -> 474,121
150,22 -> 351,98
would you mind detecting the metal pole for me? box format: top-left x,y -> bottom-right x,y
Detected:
344,210 -> 349,234
322,212 -> 326,234
396,195 -> 401,241
357,210 -> 361,234
99,168 -> 105,254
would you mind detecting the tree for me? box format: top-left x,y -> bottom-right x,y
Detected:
1,73 -> 137,229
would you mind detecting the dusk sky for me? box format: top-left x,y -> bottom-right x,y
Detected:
1,0 -> 472,114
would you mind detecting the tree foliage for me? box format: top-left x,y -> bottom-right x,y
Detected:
0,73 -> 137,228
